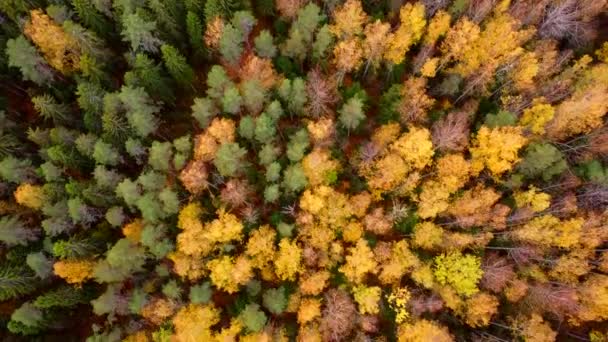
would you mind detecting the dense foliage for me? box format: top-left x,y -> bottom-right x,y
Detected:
1,0 -> 608,340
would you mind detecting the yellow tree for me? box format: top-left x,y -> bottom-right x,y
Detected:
24,9 -> 81,73
329,0 -> 369,39
469,125 -> 527,176
397,77 -> 435,123
385,2 -> 426,65
362,20 -> 390,71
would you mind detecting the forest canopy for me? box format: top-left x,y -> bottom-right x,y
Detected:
1,0 -> 608,341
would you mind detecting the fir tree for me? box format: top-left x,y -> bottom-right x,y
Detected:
161,44 -> 195,87
186,11 -> 205,56
6,36 -> 53,85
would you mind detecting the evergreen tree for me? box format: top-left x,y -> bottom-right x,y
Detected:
71,0 -> 113,38
219,23 -> 244,65
186,11 -> 205,56
161,44 -> 195,87
6,36 -> 53,85
0,263 -> 39,301
254,30 -> 277,58
121,13 -> 163,53
124,53 -> 175,103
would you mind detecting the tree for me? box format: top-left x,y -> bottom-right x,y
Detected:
148,141 -> 173,171
219,23 -> 244,65
433,252 -> 483,297
385,3 -> 426,65
121,12 -> 163,53
118,86 -> 160,138
469,126 -> 527,176
71,0 -> 112,37
330,0 -> 368,39
397,320 -> 453,342
214,142 -> 247,177
161,44 -> 194,87
24,9 -> 82,74
339,239 -> 377,284
262,287 -> 288,314
0,215 -> 37,246
124,53 -> 175,103
186,11 -> 205,56
240,303 -> 267,332
517,142 -> 567,181
5,36 -> 53,85
254,30 -> 277,58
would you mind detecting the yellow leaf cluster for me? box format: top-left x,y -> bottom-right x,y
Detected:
24,9 -> 81,73
172,304 -> 220,342
300,271 -> 330,295
424,10 -> 451,45
577,274 -> 608,323
333,38 -> 363,73
510,52 -> 539,91
469,126 -> 527,176
514,215 -> 584,249
53,259 -> 96,284
397,319 -> 454,342
339,239 -> 377,284
385,3 -> 426,65
514,186 -> 551,212
387,287 -> 411,323
517,314 -> 556,342
353,285 -> 381,314
390,126 -> 434,170
204,17 -> 224,50
194,118 -> 236,161
417,154 -> 470,218
302,148 -> 340,186
141,297 -> 176,325
519,100 -> 555,135
274,238 -> 302,281
168,251 -> 206,281
297,298 -> 321,324
378,240 -> 420,284
245,225 -> 277,270
596,42 -> 608,63
14,183 -> 45,210
547,63 -> 608,140
330,0 -> 368,39
420,57 -> 439,78
307,118 -> 335,147
413,221 -> 444,250
208,255 -> 253,293
398,78 -> 436,123
122,219 -> 144,243
463,292 -> 498,327
362,20 -> 390,69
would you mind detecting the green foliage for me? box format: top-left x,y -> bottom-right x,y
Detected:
116,178 -> 142,207
162,280 -> 182,299
264,184 -> 280,202
187,11 -> 205,55
484,111 -> 517,128
136,192 -> 166,223
159,188 -> 180,215
204,0 -> 240,21
207,65 -> 232,100
141,224 -> 174,258
222,85 -> 243,114
282,163 -> 307,192
105,206 -> 125,227
378,84 -> 402,124
192,97 -> 219,128
53,236 -> 102,259
239,303 -> 267,333
254,30 -> 277,58
94,165 -> 124,189
0,215 -> 37,246
0,263 -> 39,301
76,133 -> 98,156
262,287 -> 288,314
255,112 -> 277,144
266,162 -> 281,182
214,142 -> 247,177
577,160 -> 608,184
286,129 -> 309,162
190,282 -> 213,304
161,44 -> 195,86
118,86 -> 160,138
26,252 -> 53,279
278,78 -> 307,115
433,252 -> 483,297
32,94 -> 69,123
0,156 -> 33,183
72,0 -> 112,37
34,285 -> 92,308
124,53 -> 175,103
312,24 -> 334,60
242,80 -> 267,114
149,141 -> 173,171
239,115 -> 256,140
9,302 -> 46,335
338,97 -> 365,131
219,23 -> 244,65
93,139 -> 121,166
517,142 -> 568,181
121,13 -> 163,53
94,239 -> 147,283
6,36 -> 52,85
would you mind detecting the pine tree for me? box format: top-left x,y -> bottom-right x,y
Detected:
338,96 -> 365,131
71,0 -> 112,38
254,30 -> 277,58
6,36 -> 53,85
121,12 -> 163,53
124,53 -> 175,103
0,215 -> 38,246
219,23 -> 244,65
161,44 -> 195,87
186,11 -> 205,56
0,263 -> 39,301
31,94 -> 70,123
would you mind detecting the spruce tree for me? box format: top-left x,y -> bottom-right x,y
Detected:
161,44 -> 195,87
